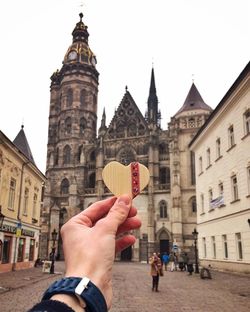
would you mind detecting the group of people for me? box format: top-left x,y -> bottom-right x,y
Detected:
149,251 -> 190,292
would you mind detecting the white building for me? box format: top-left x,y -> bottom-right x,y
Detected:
190,61 -> 250,273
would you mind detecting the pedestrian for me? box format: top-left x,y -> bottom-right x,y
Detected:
27,194 -> 141,312
178,253 -> 184,271
162,252 -> 169,271
173,253 -> 178,271
182,252 -> 189,271
149,252 -> 162,292
169,252 -> 175,271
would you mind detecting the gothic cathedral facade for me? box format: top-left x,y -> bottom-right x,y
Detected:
40,14 -> 212,261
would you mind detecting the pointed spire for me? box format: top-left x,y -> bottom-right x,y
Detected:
175,83 -> 212,116
72,12 -> 89,43
13,125 -> 35,164
147,67 -> 159,125
101,108 -> 106,128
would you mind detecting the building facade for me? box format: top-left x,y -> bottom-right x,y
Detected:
41,14 -> 212,261
0,127 -> 46,273
190,62 -> 250,273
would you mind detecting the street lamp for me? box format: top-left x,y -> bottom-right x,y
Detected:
50,229 -> 58,274
192,228 -> 199,273
0,206 -> 5,228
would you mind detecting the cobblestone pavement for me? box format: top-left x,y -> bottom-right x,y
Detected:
0,262 -> 250,312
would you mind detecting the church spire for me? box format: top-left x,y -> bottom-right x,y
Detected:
147,67 -> 160,125
101,108 -> 106,128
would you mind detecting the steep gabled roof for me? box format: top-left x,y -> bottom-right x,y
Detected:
175,83 -> 212,116
106,88 -> 148,134
13,126 -> 35,164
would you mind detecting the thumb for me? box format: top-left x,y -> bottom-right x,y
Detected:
99,194 -> 132,234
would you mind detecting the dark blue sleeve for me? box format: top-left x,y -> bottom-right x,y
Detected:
27,300 -> 75,312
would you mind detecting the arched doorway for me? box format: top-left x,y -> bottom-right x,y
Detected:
120,246 -> 132,261
159,230 -> 170,257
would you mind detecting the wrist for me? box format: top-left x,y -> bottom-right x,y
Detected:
51,294 -> 85,312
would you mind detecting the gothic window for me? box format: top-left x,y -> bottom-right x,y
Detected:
80,89 -> 86,108
119,148 -> 136,165
78,146 -> 82,162
190,151 -> 196,185
138,125 -> 145,135
244,109 -> 250,134
80,117 -> 87,133
159,200 -> 167,218
190,196 -> 197,213
61,178 -> 69,194
65,117 -> 72,134
159,167 -> 170,184
159,143 -> 167,154
88,172 -> 96,188
127,124 -> 137,137
188,118 -> 195,128
67,89 -> 73,107
55,148 -> 59,165
63,145 -> 71,164
89,150 -> 95,161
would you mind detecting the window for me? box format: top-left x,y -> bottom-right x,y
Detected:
223,235 -> 228,259
159,201 -> 167,218
218,182 -> 224,195
235,233 -> 243,260
206,148 -> 211,167
127,124 -> 137,137
89,150 -> 95,162
17,238 -> 25,262
200,193 -> 204,213
80,117 -> 87,133
80,89 -> 86,108
247,167 -> 250,195
211,236 -> 216,258
244,109 -> 250,135
190,196 -> 197,213
8,178 -> 16,210
88,173 -> 96,188
208,188 -> 213,207
63,145 -> 71,164
216,138 -> 221,158
65,117 -> 72,134
202,237 -> 207,258
199,156 -> 203,174
228,125 -> 235,148
2,236 -> 11,263
29,239 -> 35,261
231,175 -> 239,201
188,118 -> 195,128
66,89 -> 73,106
32,194 -> 38,219
23,188 -> 29,216
190,151 -> 195,185
138,125 -> 145,136
61,178 -> 69,195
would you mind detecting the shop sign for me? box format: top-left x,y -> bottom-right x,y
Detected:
0,224 -> 35,237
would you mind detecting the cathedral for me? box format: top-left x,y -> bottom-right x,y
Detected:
40,14 -> 212,261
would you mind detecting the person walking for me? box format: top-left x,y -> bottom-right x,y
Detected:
182,252 -> 189,271
149,252 -> 162,291
162,252 -> 169,271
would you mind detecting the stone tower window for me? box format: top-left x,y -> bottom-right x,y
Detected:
159,200 -> 167,218
190,196 -> 197,213
80,89 -> 86,108
67,89 -> 73,107
63,145 -> 71,164
159,167 -> 170,184
61,178 -> 69,194
188,118 -> 195,128
65,117 -> 72,134
89,150 -> 95,161
80,117 -> 87,133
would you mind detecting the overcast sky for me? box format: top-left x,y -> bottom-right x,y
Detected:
0,0 -> 249,173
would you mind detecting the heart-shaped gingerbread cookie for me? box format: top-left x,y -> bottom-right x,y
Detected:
102,161 -> 150,198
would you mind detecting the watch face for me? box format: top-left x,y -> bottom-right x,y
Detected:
68,51 -> 77,61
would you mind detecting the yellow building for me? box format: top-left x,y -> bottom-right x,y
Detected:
190,61 -> 250,273
0,127 -> 46,273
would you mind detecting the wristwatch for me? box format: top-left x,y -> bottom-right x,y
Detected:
42,277 -> 107,312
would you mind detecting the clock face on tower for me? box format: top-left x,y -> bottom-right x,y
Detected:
68,51 -> 77,61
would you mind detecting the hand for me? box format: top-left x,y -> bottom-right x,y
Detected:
61,195 -> 141,309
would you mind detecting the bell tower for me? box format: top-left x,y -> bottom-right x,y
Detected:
40,13 -> 99,259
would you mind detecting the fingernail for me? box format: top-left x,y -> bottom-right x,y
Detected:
118,195 -> 131,206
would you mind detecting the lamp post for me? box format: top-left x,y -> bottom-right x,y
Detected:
50,229 -> 57,274
192,228 -> 199,274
